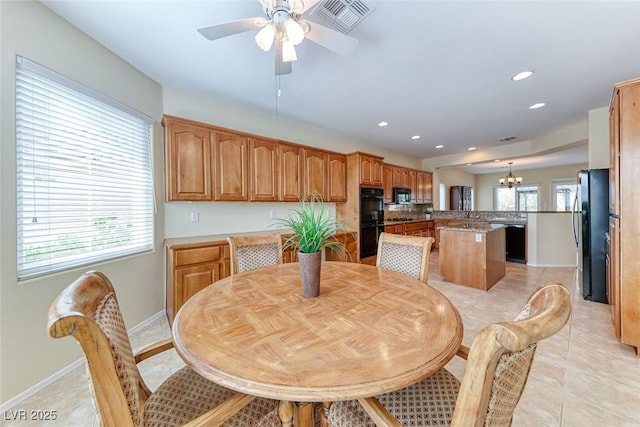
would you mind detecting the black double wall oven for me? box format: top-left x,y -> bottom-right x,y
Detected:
360,187 -> 385,258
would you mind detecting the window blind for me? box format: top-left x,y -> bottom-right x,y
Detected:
16,56 -> 155,280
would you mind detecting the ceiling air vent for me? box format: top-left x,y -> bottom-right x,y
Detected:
307,0 -> 375,34
498,136 -> 516,142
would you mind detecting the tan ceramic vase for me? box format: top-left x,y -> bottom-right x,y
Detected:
298,251 -> 321,298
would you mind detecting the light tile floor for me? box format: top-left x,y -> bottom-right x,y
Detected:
3,252 -> 640,426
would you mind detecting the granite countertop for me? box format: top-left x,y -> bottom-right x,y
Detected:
383,219 -> 433,226
438,223 -> 506,233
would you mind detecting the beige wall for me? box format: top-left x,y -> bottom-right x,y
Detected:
0,1 -> 164,402
474,163 -> 588,211
432,168 -> 476,210
162,87 -> 420,238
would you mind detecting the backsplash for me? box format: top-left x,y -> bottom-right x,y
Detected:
431,210 -> 527,223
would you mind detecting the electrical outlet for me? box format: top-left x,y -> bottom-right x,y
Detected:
269,210 -> 277,219
190,211 -> 199,222
475,233 -> 482,243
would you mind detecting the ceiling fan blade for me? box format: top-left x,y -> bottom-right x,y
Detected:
301,20 -> 358,57
275,38 -> 292,76
197,17 -> 266,41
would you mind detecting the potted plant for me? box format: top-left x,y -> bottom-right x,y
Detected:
273,195 -> 344,297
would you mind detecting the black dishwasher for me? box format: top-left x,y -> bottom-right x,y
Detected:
505,224 -> 526,264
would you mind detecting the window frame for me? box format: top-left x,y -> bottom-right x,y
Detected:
15,56 -> 156,281
551,178 -> 578,211
493,184 -> 541,212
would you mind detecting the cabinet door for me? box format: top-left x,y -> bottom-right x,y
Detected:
393,167 -> 409,188
178,263 -> 220,302
360,155 -> 374,185
327,153 -> 346,202
415,172 -> 424,203
610,217 -> 621,338
303,148 -> 327,200
213,131 -> 248,201
370,157 -> 384,186
249,138 -> 278,201
164,120 -> 212,201
279,143 -> 303,202
610,90 -> 620,215
409,170 -> 417,202
423,172 -> 433,202
383,164 -> 394,203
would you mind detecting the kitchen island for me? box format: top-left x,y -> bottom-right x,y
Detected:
439,224 -> 506,291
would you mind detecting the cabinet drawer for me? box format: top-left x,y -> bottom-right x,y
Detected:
175,245 -> 225,266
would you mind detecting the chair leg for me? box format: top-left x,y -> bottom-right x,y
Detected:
278,401 -> 294,427
318,402 -> 332,427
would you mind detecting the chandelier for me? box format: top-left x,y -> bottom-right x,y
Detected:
499,162 -> 523,189
255,0 -> 306,63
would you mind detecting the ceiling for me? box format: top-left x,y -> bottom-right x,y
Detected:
41,1 -> 640,174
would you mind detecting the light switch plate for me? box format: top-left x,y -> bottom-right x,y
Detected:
475,233 -> 482,243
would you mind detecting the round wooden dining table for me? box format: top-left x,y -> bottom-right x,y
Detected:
172,261 -> 463,427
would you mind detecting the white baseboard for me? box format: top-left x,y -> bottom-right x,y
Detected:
0,310 -> 166,412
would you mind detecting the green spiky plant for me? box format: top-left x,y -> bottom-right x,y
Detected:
273,195 -> 345,255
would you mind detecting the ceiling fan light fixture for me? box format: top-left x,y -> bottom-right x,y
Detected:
282,40 -> 298,62
255,24 -> 276,51
285,18 -> 305,45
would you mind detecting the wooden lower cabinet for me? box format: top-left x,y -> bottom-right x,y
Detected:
325,231 -> 358,262
384,221 -> 434,240
166,242 -> 231,323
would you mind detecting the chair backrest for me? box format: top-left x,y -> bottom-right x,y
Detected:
228,233 -> 283,275
451,282 -> 572,427
48,271 -> 145,427
376,232 -> 434,283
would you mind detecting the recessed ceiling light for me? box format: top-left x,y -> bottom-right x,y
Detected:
377,121 -> 389,127
411,135 -> 421,140
529,103 -> 546,110
468,147 -> 477,151
466,163 -> 472,166
494,159 -> 501,162
435,145 -> 444,149
512,70 -> 534,81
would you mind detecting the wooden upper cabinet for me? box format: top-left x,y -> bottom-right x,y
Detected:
303,148 -> 327,200
419,172 -> 433,203
213,131 -> 248,201
163,118 -> 213,201
409,170 -> 417,202
249,138 -> 278,201
424,172 -> 433,202
383,164 -> 394,202
393,167 -> 409,188
360,154 -> 384,187
279,142 -> 303,202
327,153 -> 347,202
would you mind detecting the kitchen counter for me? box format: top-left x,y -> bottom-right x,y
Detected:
439,225 -> 506,291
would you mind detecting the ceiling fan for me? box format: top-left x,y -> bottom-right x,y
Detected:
197,0 -> 359,75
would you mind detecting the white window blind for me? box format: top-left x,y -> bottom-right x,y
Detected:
16,56 -> 154,280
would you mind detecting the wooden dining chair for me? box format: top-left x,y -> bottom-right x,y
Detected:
228,233 -> 283,275
47,271 -> 279,427
325,282 -> 572,427
376,232 -> 434,283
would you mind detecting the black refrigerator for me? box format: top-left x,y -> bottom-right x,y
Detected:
575,169 -> 609,303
